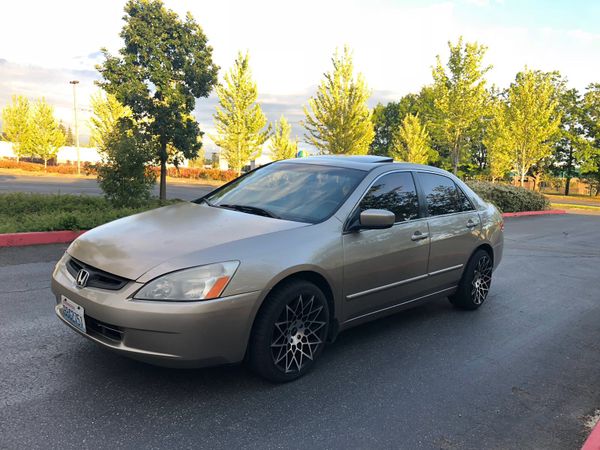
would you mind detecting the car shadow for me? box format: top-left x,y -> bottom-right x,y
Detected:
72,295 -> 471,394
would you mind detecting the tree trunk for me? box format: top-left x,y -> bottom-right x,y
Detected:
159,141 -> 167,202
44,159 -> 47,169
564,177 -> 571,196
452,143 -> 459,176
520,170 -> 525,187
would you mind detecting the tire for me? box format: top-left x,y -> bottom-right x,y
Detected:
449,249 -> 493,310
248,280 -> 330,383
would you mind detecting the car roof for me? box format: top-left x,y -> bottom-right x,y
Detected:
282,155 -> 450,174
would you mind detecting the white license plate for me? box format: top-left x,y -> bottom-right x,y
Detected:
61,296 -> 86,333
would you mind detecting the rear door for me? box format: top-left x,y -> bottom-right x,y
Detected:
342,171 -> 430,320
415,172 -> 481,291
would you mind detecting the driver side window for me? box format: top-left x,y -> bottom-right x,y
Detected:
359,172 -> 420,223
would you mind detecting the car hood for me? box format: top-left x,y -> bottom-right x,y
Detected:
67,202 -> 307,280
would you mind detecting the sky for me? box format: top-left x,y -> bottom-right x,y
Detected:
1,0 -> 599,154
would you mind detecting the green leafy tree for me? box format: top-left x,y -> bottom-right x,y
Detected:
581,83 -> 600,194
484,96 -> 513,181
97,119 -> 156,206
1,95 -> 32,162
97,0 -> 219,200
213,52 -> 269,172
390,113 -> 438,164
431,37 -> 491,175
370,94 -> 420,156
485,69 -> 561,186
89,92 -> 132,150
269,115 -> 298,160
30,99 -> 65,168
303,46 -> 374,154
552,88 -> 594,195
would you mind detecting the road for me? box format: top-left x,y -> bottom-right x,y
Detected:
1,214 -> 599,449
0,173 -> 215,201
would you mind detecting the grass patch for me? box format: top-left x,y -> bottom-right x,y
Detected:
0,193 -> 179,233
551,202 -> 600,210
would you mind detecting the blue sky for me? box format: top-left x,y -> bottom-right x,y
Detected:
1,0 -> 598,153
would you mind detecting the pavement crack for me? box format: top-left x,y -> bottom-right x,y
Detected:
2,286 -> 50,295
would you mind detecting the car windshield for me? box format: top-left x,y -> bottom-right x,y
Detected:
202,162 -> 366,223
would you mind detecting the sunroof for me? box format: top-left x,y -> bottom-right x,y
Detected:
311,155 -> 393,163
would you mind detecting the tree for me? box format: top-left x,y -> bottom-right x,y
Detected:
97,119 -> 156,206
485,69 -> 561,186
97,0 -> 219,200
269,115 -> 298,160
303,46 -> 374,154
89,91 -> 132,150
431,37 -> 491,175
213,52 -> 269,172
581,84 -> 600,194
390,113 -> 438,164
1,95 -> 32,162
30,99 -> 65,168
552,88 -> 593,195
370,94 -> 420,156
484,94 -> 513,181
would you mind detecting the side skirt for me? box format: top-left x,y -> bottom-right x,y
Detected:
339,286 -> 457,331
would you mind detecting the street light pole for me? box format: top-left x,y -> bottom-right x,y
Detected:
69,80 -> 80,175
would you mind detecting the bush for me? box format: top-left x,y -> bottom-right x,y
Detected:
0,158 -> 234,182
0,193 -> 178,233
0,159 -> 97,175
468,181 -> 550,213
96,124 -> 157,207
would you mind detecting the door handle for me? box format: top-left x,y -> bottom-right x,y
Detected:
466,219 -> 480,229
411,231 -> 429,241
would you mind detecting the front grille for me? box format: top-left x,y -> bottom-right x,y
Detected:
85,314 -> 123,342
66,257 -> 129,290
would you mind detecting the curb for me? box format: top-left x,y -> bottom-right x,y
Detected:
582,420 -> 600,450
502,210 -> 567,218
0,230 -> 86,248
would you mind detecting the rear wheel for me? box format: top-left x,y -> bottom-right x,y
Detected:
449,249 -> 493,310
249,280 -> 329,382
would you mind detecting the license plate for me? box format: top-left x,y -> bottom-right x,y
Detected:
61,296 -> 86,333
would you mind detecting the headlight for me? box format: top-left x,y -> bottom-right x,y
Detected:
133,261 -> 239,301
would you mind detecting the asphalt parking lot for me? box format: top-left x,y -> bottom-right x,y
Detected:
1,214 -> 599,449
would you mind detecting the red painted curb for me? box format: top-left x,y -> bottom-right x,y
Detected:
502,210 -> 567,218
582,420 -> 600,450
0,230 -> 86,247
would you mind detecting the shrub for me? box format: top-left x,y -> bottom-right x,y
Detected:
1,157 -> 235,183
467,181 -> 550,213
96,124 -> 156,207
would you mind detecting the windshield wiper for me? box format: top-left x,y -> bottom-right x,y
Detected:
218,204 -> 280,219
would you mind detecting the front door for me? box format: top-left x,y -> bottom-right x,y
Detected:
342,172 -> 430,321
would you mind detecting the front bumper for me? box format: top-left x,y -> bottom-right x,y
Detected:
51,255 -> 262,368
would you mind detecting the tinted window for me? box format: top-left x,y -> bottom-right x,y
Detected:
359,172 -> 419,222
417,172 -> 474,216
204,162 -> 366,223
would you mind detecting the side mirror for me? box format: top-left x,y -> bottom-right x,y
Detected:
358,209 -> 395,230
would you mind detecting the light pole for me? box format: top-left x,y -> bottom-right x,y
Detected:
69,80 -> 80,175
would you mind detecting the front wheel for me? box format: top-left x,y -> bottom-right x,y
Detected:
449,249 -> 493,310
248,280 -> 329,382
